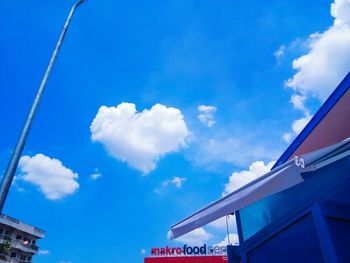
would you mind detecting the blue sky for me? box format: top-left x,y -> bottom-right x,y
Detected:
1,0 -> 350,262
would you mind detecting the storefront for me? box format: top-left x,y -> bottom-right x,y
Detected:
144,256 -> 227,263
144,245 -> 228,263
169,73 -> 350,263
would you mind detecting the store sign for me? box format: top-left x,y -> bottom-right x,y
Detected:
151,244 -> 227,257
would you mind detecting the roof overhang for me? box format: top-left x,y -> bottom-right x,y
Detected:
170,137 -> 350,239
170,72 -> 350,239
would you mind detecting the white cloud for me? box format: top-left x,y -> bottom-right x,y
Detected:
38,250 -> 50,255
90,103 -> 189,174
59,261 -> 72,263
331,0 -> 350,27
274,45 -> 285,62
284,0 -> 350,144
141,249 -> 146,255
170,228 -> 213,246
290,94 -> 308,112
282,132 -> 293,143
223,161 -> 275,196
282,112 -> 313,143
291,113 -> 312,134
154,176 -> 187,194
169,176 -> 186,188
282,93 -> 313,143
208,216 -> 229,229
217,161 -> 274,242
208,215 -> 237,234
214,234 -> 239,246
286,0 -> 350,101
198,105 -> 217,127
18,154 -> 79,200
90,168 -> 102,180
190,137 -> 278,169
90,173 -> 101,180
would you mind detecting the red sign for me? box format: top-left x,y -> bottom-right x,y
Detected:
144,256 -> 228,263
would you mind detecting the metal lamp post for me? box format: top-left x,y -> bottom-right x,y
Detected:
0,0 -> 87,213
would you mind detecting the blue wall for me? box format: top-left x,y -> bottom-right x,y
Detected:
237,156 -> 350,263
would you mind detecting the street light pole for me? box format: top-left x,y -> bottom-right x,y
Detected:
0,0 -> 87,213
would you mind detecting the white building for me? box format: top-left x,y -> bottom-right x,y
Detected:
0,214 -> 45,263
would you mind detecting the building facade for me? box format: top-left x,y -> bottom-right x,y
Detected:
170,72 -> 350,263
0,214 -> 45,263
145,256 -> 228,263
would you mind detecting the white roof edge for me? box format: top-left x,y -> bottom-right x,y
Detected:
170,137 -> 350,239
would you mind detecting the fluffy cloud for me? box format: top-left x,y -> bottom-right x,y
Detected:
154,176 -> 187,194
286,0 -> 350,101
282,133 -> 293,143
90,173 -> 101,180
18,154 -> 79,200
223,161 -> 275,196
282,113 -> 313,143
332,0 -> 350,26
90,103 -> 189,174
216,161 -> 274,241
291,113 -> 312,134
90,168 -> 102,180
169,228 -> 213,246
214,234 -> 239,246
290,94 -> 307,112
208,215 -> 238,236
169,176 -> 186,188
283,0 -> 350,144
198,105 -> 217,127
141,249 -> 146,255
282,95 -> 313,143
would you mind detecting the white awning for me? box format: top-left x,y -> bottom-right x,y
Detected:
170,137 -> 350,240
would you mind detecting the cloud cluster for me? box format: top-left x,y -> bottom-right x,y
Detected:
282,0 -> 350,143
90,103 -> 189,174
176,161 -> 274,246
198,105 -> 217,127
282,103 -> 313,143
167,177 -> 186,188
154,176 -> 187,195
286,0 -> 350,101
169,228 -> 213,246
208,215 -> 237,234
214,234 -> 239,246
18,154 -> 79,200
223,161 -> 275,196
282,95 -> 313,143
209,161 -> 275,244
169,160 -> 274,245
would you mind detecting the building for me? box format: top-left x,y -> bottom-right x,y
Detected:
144,244 -> 229,263
170,73 -> 350,263
0,214 -> 45,263
144,255 -> 228,263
